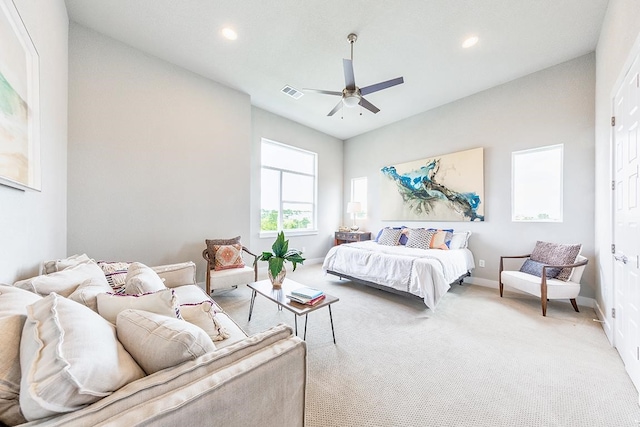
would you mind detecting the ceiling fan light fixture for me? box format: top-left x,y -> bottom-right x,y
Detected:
462,36 -> 478,49
342,93 -> 361,107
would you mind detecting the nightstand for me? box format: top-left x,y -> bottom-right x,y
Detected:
334,231 -> 372,246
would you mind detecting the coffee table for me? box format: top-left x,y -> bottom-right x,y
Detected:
247,278 -> 339,344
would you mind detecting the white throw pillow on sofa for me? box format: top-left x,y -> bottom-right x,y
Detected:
96,288 -> 181,324
41,253 -> 92,275
0,285 -> 41,426
116,309 -> 215,375
124,262 -> 166,294
67,277 -> 113,312
13,261 -> 108,298
20,293 -> 145,421
180,301 -> 230,342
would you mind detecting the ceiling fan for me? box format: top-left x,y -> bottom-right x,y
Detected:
304,33 -> 404,116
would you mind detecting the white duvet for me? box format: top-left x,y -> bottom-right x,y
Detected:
322,241 -> 475,309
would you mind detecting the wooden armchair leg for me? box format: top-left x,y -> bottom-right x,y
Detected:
570,298 -> 579,312
541,298 -> 547,317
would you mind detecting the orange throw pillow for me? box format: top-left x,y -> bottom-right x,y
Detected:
213,244 -> 245,271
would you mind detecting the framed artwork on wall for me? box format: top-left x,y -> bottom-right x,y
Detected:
0,0 -> 40,191
380,147 -> 484,222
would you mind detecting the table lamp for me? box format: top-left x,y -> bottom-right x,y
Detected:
347,201 -> 362,231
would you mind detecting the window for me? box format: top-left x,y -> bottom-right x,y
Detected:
512,144 -> 563,222
350,177 -> 368,219
260,139 -> 317,234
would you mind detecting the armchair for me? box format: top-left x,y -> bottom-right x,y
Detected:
203,237 -> 258,295
499,253 -> 588,316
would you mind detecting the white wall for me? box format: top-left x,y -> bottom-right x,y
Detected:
344,54 -> 596,297
594,0 -> 640,334
0,0 -> 68,283
250,107 -> 343,264
68,24 -> 251,281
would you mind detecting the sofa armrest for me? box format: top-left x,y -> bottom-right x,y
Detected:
21,324 -> 306,427
151,262 -> 196,288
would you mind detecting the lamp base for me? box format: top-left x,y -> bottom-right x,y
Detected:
350,225 -> 360,231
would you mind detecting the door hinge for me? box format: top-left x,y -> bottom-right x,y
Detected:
612,307 -> 616,319
612,116 -> 616,126
612,244 -> 616,254
612,180 -> 616,190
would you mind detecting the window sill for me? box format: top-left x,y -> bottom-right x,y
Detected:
259,230 -> 319,239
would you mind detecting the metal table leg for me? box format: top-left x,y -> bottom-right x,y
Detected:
303,314 -> 309,340
248,290 -> 257,322
329,305 -> 336,344
294,315 -> 298,336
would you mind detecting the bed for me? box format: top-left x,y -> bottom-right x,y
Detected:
322,238 -> 475,309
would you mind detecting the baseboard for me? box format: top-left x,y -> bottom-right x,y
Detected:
464,276 -> 596,308
594,299 -> 613,344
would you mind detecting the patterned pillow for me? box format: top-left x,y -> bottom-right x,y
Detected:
377,228 -> 402,246
206,236 -> 241,264
405,228 -> 435,249
376,227 -> 408,244
98,261 -> 131,294
519,259 -> 562,278
213,244 -> 245,271
427,229 -> 454,250
530,241 -> 582,281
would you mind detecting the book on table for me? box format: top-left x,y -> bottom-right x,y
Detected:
291,287 -> 323,300
287,293 -> 326,306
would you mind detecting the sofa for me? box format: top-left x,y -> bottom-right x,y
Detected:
0,258 -> 307,427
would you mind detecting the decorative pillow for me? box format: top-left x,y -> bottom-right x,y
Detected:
97,261 -> 131,294
377,228 -> 403,246
0,285 -> 41,426
20,294 -> 145,421
42,254 -> 92,275
427,229 -> 454,250
116,309 -> 215,375
152,262 -> 197,288
67,276 -> 113,312
206,236 -> 241,265
449,231 -> 471,250
180,301 -> 230,342
405,228 -> 434,250
96,288 -> 182,324
530,241 -> 582,281
519,259 -> 562,278
376,227 -> 408,245
213,244 -> 245,271
124,262 -> 166,294
13,261 -> 108,298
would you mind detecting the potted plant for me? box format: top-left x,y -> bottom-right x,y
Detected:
257,231 -> 305,288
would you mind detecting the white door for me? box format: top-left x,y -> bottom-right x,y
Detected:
613,52 -> 640,393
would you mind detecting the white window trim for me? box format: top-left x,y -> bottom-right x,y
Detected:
350,176 -> 368,219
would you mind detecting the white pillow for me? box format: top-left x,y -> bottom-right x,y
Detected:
180,301 -> 230,342
96,288 -> 181,324
67,277 -> 113,312
116,309 -> 215,375
124,262 -> 166,294
449,231 -> 472,249
0,285 -> 41,426
42,254 -> 92,275
20,294 -> 145,421
13,261 -> 108,298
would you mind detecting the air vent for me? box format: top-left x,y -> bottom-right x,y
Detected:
281,85 -> 304,99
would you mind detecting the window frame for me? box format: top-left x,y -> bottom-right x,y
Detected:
260,138 -> 318,238
511,143 -> 564,223
350,176 -> 368,219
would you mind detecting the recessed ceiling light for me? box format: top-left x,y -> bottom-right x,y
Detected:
462,36 -> 478,49
221,28 -> 237,41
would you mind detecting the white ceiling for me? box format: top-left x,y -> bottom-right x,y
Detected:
64,0 -> 609,140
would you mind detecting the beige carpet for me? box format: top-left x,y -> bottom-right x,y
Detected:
213,264 -> 640,427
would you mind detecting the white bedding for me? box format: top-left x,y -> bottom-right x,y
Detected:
322,240 -> 475,309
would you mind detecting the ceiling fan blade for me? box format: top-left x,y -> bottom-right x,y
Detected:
327,100 -> 343,116
303,88 -> 343,96
359,97 -> 380,114
343,59 -> 356,90
360,77 -> 404,96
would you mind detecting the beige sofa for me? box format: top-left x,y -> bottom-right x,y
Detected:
1,261 -> 307,427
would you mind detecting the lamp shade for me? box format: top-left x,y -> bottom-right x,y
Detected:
347,201 -> 362,214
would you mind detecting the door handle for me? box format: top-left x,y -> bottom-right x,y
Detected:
614,253 -> 629,264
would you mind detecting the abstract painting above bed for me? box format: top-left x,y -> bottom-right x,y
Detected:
381,147 -> 484,221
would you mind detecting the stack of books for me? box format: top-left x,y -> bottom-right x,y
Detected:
287,287 -> 325,306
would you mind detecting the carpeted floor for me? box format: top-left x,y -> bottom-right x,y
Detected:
212,264 -> 640,427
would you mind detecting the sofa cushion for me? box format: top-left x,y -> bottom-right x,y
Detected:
42,254 -> 92,275
116,309 -> 216,375
97,288 -> 182,324
152,262 -> 196,288
20,293 -> 145,421
97,261 -> 131,294
13,261 -> 108,298
67,276 -> 113,312
530,241 -> 582,281
213,244 -> 245,271
0,285 -> 41,426
124,262 -> 166,294
180,301 -> 230,342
